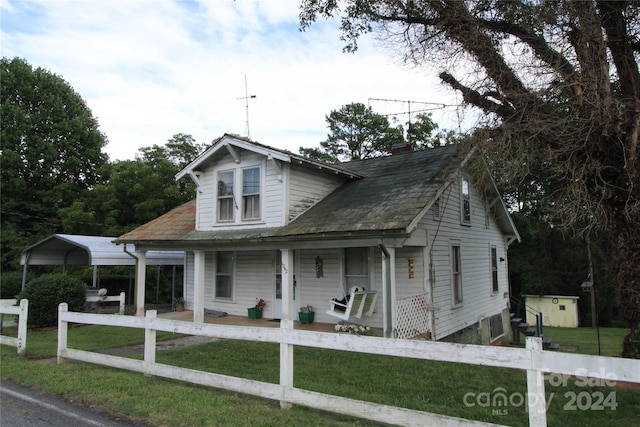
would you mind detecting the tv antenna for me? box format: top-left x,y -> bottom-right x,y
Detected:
368,98 -> 452,144
238,75 -> 256,139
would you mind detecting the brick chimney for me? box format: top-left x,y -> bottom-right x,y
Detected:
390,143 -> 413,155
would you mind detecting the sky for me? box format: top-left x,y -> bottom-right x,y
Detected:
1,0 -> 474,161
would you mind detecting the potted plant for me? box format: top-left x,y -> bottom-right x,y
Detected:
174,297 -> 185,312
248,298 -> 266,319
298,304 -> 315,324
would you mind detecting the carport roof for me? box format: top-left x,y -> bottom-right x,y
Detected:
20,234 -> 184,266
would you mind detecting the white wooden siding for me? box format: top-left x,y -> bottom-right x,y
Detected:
195,151 -> 285,230
298,249 -> 344,325
288,164 -> 344,221
423,179 -> 509,340
394,247 -> 426,299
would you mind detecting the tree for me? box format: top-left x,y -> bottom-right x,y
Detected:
59,134 -> 206,236
299,102 -> 402,162
405,112 -> 443,148
299,102 -> 443,162
300,1 -> 640,357
1,57 -> 108,271
138,133 -> 207,169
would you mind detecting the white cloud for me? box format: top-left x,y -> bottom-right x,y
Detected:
1,0 -> 473,160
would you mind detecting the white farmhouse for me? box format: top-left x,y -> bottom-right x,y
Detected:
117,134 -> 520,344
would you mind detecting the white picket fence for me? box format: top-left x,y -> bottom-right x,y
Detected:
57,304 -> 640,427
0,299 -> 29,354
86,291 -> 126,315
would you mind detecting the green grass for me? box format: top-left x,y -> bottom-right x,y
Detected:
1,324 -> 183,359
1,326 -> 638,426
543,326 -> 628,357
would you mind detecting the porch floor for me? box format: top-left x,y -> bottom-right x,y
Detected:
158,310 -> 337,333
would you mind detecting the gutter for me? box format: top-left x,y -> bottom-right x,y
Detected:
122,243 -> 138,261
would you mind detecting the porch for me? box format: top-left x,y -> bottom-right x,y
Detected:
158,310 -> 339,333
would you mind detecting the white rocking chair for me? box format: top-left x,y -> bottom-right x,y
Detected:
326,289 -> 378,321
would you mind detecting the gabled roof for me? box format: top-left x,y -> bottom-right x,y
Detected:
117,143 -> 491,245
21,234 -> 184,266
281,144 -> 462,235
175,134 -> 361,182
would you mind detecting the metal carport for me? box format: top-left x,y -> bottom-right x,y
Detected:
20,234 -> 185,305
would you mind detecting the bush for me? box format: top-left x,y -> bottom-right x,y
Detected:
17,273 -> 87,328
0,271 -> 24,299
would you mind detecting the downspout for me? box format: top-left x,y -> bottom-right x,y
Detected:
123,244 -> 139,306
378,241 -> 392,338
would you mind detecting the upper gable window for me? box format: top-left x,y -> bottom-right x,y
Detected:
217,170 -> 235,222
461,177 -> 471,225
242,167 -> 260,220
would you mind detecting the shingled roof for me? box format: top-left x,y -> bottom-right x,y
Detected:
116,144 -> 464,245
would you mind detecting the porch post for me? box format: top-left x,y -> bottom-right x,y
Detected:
279,249 -> 294,409
193,250 -> 205,323
381,246 -> 396,338
135,250 -> 147,316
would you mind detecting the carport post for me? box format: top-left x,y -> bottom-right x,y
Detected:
136,250 -> 147,316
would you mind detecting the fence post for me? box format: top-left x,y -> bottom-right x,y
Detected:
119,292 -> 126,315
57,303 -> 68,364
526,337 -> 547,427
16,299 -> 28,355
144,310 -> 157,375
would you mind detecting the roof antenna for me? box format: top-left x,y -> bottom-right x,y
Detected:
237,75 -> 256,140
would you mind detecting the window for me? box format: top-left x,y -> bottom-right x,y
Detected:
490,246 -> 499,294
559,305 -> 566,311
345,247 -> 369,290
451,244 -> 463,305
461,177 -> 471,224
433,199 -> 440,220
217,170 -> 235,222
215,251 -> 234,300
242,167 -> 260,220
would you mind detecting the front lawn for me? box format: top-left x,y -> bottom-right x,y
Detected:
1,325 -> 638,426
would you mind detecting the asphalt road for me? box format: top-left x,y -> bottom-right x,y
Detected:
0,379 -> 153,427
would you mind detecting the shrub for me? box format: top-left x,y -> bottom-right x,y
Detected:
17,273 -> 87,328
0,271 -> 24,299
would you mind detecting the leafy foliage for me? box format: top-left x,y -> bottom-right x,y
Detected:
300,0 -> 640,357
0,271 -> 25,299
58,133 -> 205,236
299,102 -> 447,162
0,57 -> 108,270
17,273 -> 87,328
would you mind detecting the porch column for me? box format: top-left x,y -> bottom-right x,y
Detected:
193,250 -> 205,324
279,249 -> 294,409
135,250 -> 147,316
381,246 -> 396,338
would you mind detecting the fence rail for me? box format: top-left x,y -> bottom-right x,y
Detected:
57,304 -> 640,427
86,292 -> 126,315
0,299 -> 29,354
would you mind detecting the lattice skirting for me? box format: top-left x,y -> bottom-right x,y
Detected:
394,293 -> 431,340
